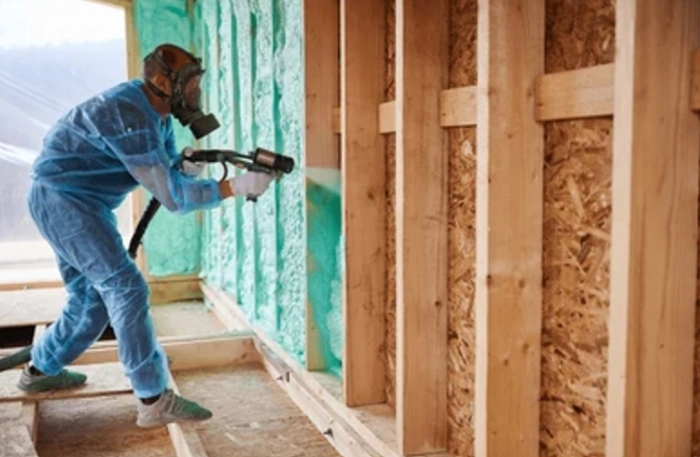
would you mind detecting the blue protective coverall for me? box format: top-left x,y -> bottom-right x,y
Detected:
27,79 -> 222,398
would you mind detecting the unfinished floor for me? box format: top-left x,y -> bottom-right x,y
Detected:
0,288 -> 340,457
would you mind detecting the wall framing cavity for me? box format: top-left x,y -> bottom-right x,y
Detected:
7,0 -> 699,456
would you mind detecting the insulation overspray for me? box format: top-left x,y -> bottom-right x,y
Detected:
306,178 -> 343,373
133,0 -> 202,277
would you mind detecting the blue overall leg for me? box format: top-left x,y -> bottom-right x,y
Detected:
30,257 -> 110,371
28,183 -> 169,399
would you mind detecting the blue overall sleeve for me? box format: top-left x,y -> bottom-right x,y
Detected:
101,99 -> 222,214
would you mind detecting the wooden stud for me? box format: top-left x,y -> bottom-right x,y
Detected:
535,64 -> 615,121
303,0 -> 340,371
692,49 -> 700,111
341,0 -> 387,407
605,1 -> 700,456
303,0 -> 340,170
474,1 -> 544,457
395,0 -> 449,454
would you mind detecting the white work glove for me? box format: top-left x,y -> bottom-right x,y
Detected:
180,147 -> 206,176
228,171 -> 274,199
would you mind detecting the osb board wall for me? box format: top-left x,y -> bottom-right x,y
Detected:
385,2 -> 616,456
539,1 -> 615,456
447,0 -> 477,456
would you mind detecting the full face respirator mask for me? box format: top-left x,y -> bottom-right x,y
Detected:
143,45 -> 220,140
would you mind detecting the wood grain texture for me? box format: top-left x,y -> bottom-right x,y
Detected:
692,49 -> 700,111
395,0 -> 450,454
304,0 -> 340,372
440,86 -> 477,127
606,0 -> 700,456
341,0 -> 387,406
304,0 -> 340,170
474,1 -> 544,457
535,64 -> 614,120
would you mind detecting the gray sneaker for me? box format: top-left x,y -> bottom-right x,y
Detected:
136,388 -> 213,428
17,365 -> 87,393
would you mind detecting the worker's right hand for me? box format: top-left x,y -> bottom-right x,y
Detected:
227,172 -> 274,199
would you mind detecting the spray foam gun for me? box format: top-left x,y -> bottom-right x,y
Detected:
0,148 -> 295,373
127,147 -> 295,260
187,147 -> 296,199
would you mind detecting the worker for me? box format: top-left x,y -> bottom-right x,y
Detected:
18,43 -> 273,427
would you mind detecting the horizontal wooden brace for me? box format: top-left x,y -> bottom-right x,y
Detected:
380,87 -> 477,133
333,86 -> 478,136
535,63 -> 614,121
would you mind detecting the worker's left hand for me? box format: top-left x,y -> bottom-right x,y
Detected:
180,147 -> 206,176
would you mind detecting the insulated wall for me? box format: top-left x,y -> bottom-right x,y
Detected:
132,0 -> 203,277
193,0 -> 328,367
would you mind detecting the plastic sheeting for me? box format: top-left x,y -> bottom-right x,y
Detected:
0,31 -> 128,247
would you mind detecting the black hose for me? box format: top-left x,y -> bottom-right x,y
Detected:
128,197 -> 162,259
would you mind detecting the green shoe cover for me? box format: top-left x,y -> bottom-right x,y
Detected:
136,388 -> 213,428
17,366 -> 87,393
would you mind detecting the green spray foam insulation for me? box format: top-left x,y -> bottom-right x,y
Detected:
306,173 -> 344,374
194,0 -> 312,366
133,0 -> 202,277
134,0 -> 345,373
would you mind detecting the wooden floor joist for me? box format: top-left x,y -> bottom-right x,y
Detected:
0,333 -> 259,371
474,1 -> 544,457
395,0 -> 449,454
605,1 -> 700,456
72,333 -> 259,370
201,282 -> 450,457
